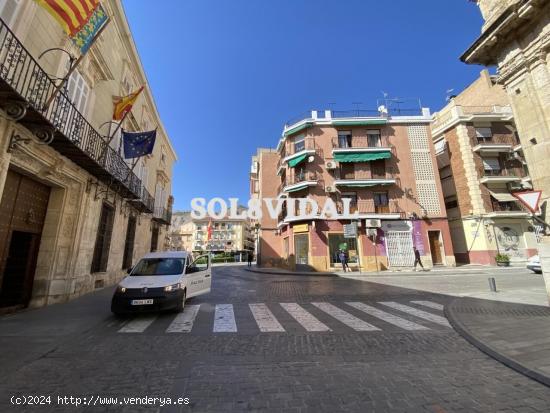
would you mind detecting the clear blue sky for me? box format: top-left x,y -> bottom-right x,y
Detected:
122,0 -> 486,211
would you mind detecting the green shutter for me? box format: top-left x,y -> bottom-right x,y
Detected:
333,151 -> 391,163
288,153 -> 308,168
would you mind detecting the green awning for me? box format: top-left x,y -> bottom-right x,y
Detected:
288,153 -> 308,167
334,151 -> 391,163
337,182 -> 379,187
332,119 -> 387,126
286,184 -> 309,193
284,122 -> 312,137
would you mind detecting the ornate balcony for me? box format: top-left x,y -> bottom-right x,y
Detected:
0,18 -> 154,212
152,206 -> 172,225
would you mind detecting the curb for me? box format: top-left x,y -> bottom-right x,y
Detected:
445,298 -> 550,388
244,268 -> 338,277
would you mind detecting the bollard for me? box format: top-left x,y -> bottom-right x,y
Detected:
488,277 -> 497,292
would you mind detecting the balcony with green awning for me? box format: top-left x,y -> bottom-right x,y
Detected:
288,153 -> 308,168
333,151 -> 391,163
334,178 -> 396,187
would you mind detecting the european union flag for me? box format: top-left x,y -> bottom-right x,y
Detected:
122,129 -> 157,159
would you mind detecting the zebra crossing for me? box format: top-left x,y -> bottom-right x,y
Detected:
116,300 -> 449,334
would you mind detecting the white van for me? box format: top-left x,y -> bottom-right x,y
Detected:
111,251 -> 211,315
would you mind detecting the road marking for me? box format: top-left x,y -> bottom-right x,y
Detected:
346,302 -> 429,331
410,300 -> 444,311
280,303 -> 330,332
379,302 -> 451,327
312,302 -> 380,331
249,303 -> 285,332
166,305 -> 201,333
213,304 -> 237,333
118,316 -> 157,333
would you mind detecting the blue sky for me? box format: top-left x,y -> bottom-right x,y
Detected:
122,0 -> 487,211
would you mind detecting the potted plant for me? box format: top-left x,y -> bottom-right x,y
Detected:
495,253 -> 510,267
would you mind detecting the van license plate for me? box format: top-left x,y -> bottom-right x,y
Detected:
131,299 -> 153,305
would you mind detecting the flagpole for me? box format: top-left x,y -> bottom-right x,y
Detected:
43,18 -> 111,111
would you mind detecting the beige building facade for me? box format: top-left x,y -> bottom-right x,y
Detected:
462,0 -> 550,219
432,70 -> 539,265
0,1 -> 176,310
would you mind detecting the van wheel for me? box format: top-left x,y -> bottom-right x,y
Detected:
176,290 -> 186,313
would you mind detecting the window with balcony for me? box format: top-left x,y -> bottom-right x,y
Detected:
483,158 -> 501,175
67,69 -> 90,115
0,0 -> 22,27
476,127 -> 493,143
338,131 -> 352,148
294,135 -> 305,153
340,163 -> 355,179
367,130 -> 381,147
371,160 -> 386,179
374,192 -> 389,213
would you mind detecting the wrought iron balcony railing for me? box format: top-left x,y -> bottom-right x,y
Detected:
332,136 -> 391,149
0,18 -> 154,212
153,206 -> 172,225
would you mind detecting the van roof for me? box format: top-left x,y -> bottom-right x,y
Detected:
142,251 -> 190,259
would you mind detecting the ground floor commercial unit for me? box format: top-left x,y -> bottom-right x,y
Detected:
449,215 -> 539,266
0,120 -> 169,311
259,218 -> 455,272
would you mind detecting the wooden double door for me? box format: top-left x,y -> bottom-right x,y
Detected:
0,170 -> 50,308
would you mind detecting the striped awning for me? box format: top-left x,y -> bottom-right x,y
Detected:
334,151 -> 391,163
288,153 -> 308,168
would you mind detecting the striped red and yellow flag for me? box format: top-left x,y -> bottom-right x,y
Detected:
35,0 -> 101,37
113,86 -> 144,121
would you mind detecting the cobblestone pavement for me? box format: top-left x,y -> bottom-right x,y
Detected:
1,265 -> 550,412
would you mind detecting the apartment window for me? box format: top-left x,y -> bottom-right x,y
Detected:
338,131 -> 352,148
91,203 -> 115,273
0,0 -> 22,27
67,69 -> 90,114
434,139 -> 447,155
295,165 -> 306,182
374,192 -> 389,213
483,158 -> 501,175
367,130 -> 381,147
475,127 -> 493,142
445,196 -> 458,210
371,159 -> 386,178
340,163 -> 354,179
294,135 -> 305,153
439,165 -> 452,180
341,192 -> 357,212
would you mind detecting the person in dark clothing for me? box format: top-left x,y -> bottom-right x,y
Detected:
338,249 -> 350,272
247,252 -> 253,267
413,246 -> 425,271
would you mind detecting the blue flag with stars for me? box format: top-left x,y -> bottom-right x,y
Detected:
122,129 -> 157,159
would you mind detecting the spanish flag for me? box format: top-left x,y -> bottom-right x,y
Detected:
35,0 -> 102,37
113,86 -> 144,121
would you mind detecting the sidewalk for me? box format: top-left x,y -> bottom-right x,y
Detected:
245,264 -> 522,277
446,297 -> 550,387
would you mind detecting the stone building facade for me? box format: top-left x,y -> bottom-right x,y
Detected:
462,0 -> 550,220
0,1 -> 176,310
432,70 -> 538,265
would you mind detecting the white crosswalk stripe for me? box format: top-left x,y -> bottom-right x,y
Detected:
312,302 -> 380,331
346,302 -> 429,331
410,300 -> 444,311
379,302 -> 451,327
213,304 -> 237,332
118,315 -> 157,333
280,303 -> 330,332
249,303 -> 285,332
166,305 -> 201,333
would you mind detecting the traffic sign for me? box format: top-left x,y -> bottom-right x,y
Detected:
513,190 -> 542,213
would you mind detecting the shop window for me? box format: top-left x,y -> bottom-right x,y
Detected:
329,234 -> 359,264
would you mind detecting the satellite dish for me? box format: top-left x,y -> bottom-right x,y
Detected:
378,105 -> 388,115
308,155 -> 315,163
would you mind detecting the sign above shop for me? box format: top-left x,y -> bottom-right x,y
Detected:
344,222 -> 357,238
293,223 -> 309,233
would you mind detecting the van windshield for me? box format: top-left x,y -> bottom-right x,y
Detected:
131,258 -> 185,276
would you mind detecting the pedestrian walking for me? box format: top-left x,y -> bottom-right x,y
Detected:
247,252 -> 253,267
413,246 -> 425,271
338,249 -> 350,272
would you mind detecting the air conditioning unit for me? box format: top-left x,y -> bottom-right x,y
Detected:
365,219 -> 382,228
325,161 -> 337,170
325,186 -> 337,193
509,182 -> 522,191
366,228 -> 378,237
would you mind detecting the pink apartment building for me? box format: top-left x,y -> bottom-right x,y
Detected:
251,108 -> 456,272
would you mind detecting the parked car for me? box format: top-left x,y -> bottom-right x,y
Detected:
111,251 -> 211,315
526,255 -> 542,274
